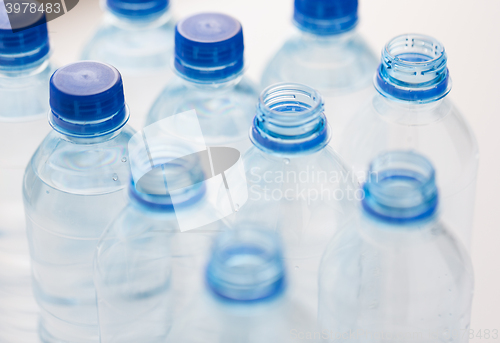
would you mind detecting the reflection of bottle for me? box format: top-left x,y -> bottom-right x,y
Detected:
145,12 -> 260,155
261,0 -> 377,149
229,83 -> 357,322
319,151 -> 474,343
167,229 -> 316,343
0,2 -> 56,341
95,146 -> 218,343
23,61 -> 135,342
82,0 -> 175,129
338,34 -> 479,251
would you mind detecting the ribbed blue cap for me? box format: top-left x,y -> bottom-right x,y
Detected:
106,0 -> 169,19
294,0 -> 358,35
49,61 -> 129,137
174,13 -> 244,81
0,0 -> 50,66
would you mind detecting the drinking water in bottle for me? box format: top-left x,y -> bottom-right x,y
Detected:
226,83 -> 357,320
145,12 -> 260,154
318,151 -> 474,342
166,229 -> 316,343
0,2 -> 56,341
23,61 -> 135,342
338,34 -> 479,250
82,0 -> 175,129
261,0 -> 378,148
95,138 -> 224,342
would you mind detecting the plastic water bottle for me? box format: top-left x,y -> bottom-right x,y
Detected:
261,0 -> 378,148
318,151 -> 474,342
167,229 -> 317,343
95,139 -> 222,342
82,0 -> 175,129
0,2 -> 56,341
23,61 -> 135,342
338,34 -> 479,251
145,12 -> 260,154
227,83 -> 357,321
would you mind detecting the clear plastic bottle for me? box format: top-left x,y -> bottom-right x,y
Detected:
338,34 -> 479,251
167,229 -> 317,343
95,139 -> 222,342
318,151 -> 474,342
145,12 -> 260,154
23,61 -> 135,342
82,0 -> 175,129
261,0 -> 378,149
226,83 -> 357,321
0,2 -> 56,341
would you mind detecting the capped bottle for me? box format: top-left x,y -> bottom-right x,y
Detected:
0,1 -> 56,340
23,61 -> 135,342
145,12 -> 260,154
82,0 -> 175,129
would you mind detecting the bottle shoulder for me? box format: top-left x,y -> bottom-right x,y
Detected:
25,126 -> 136,195
82,19 -> 175,73
262,31 -> 378,93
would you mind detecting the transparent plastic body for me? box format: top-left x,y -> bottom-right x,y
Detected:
339,91 -> 478,250
167,229 -> 317,343
226,84 -> 357,321
318,213 -> 474,342
145,75 -> 260,154
22,125 -> 135,342
261,30 -> 378,148
82,11 -> 175,129
0,58 -> 55,342
95,148 -> 222,342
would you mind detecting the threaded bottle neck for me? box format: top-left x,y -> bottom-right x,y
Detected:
375,34 -> 451,103
250,83 -> 330,156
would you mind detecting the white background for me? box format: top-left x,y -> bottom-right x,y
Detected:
49,0 -> 500,340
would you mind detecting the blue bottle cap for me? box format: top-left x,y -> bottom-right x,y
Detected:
174,13 -> 244,81
0,0 -> 50,66
362,151 -> 439,224
106,0 -> 169,19
293,0 -> 358,35
49,61 -> 129,137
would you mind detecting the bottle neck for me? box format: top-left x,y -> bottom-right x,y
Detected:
0,54 -> 50,77
206,230 -> 286,303
59,126 -> 125,144
178,72 -> 243,92
251,83 -> 330,156
298,26 -> 356,45
375,34 -> 451,103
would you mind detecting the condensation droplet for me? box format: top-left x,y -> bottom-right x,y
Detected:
45,190 -> 49,194
112,173 -> 118,181
234,204 -> 239,212
283,158 -> 290,165
294,266 -> 299,270
121,157 -> 127,163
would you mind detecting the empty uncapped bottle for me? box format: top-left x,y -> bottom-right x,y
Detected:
82,0 -> 175,129
23,61 -> 135,342
226,83 -> 356,320
145,12 -> 260,154
0,1 -> 56,340
261,0 -> 377,148
338,34 -> 479,250
95,138 -> 222,342
318,151 -> 474,342
166,229 -> 316,343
